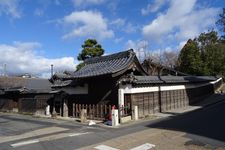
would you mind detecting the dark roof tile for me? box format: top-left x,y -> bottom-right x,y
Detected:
133,76 -> 218,84
0,77 -> 52,93
70,49 -> 139,78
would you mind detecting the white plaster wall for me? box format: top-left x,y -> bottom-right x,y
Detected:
118,78 -> 222,106
118,89 -> 124,108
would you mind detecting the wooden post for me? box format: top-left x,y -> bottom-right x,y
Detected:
104,105 -> 107,118
100,105 -> 103,118
96,104 -> 99,118
153,92 -> 155,113
63,99 -> 68,117
75,104 -> 77,117
80,109 -> 87,123
89,104 -> 92,119
79,104 -> 81,117
85,104 -> 88,118
109,105 -> 111,115
132,105 -> 138,120
93,104 -> 95,119
73,103 -> 75,117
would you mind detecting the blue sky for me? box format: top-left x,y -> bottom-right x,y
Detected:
0,0 -> 224,77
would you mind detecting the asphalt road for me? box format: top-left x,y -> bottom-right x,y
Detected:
0,98 -> 225,150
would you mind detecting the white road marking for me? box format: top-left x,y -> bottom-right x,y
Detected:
10,132 -> 92,148
130,143 -> 155,150
68,132 -> 91,137
0,127 -> 68,143
11,139 -> 39,148
94,144 -> 120,150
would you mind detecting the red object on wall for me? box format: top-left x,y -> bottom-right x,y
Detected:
112,105 -> 116,110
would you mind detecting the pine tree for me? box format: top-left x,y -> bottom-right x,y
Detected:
178,39 -> 203,75
76,39 -> 104,70
77,39 -> 104,61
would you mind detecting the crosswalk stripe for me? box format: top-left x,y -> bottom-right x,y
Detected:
94,145 -> 120,150
0,127 -> 68,144
10,132 -> 92,148
11,139 -> 39,148
130,143 -> 155,150
69,132 -> 91,137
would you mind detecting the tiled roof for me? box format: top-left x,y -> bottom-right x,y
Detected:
0,77 -> 52,93
52,80 -> 73,87
51,72 -> 73,80
130,76 -> 218,84
70,49 -> 146,78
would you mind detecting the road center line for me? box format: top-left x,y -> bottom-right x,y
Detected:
130,143 -> 156,150
11,139 -> 39,148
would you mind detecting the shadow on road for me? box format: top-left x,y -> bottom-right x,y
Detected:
146,97 -> 225,142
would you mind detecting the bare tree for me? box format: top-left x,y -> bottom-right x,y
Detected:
161,51 -> 178,68
144,50 -> 178,68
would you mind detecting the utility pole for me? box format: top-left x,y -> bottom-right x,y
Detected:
143,40 -> 147,61
4,63 -> 6,76
51,64 -> 54,78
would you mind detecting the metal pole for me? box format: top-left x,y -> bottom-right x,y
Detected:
51,64 -> 53,77
4,63 -> 6,76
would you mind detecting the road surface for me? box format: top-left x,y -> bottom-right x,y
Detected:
0,97 -> 225,150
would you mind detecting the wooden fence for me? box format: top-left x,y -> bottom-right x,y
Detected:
72,104 -> 112,120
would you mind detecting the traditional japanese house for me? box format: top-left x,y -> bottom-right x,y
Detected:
51,49 -> 147,117
0,77 -> 53,115
51,49 -> 222,118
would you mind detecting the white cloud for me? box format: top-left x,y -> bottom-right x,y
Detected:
62,10 -> 114,40
72,0 -> 105,7
110,18 -> 125,28
0,0 -> 21,18
125,40 -> 149,61
107,1 -> 119,13
114,37 -> 123,44
125,40 -> 149,50
34,0 -> 63,17
34,8 -> 44,17
141,0 -> 167,15
142,0 -> 219,43
123,23 -> 138,33
0,42 -> 77,78
125,40 -> 137,50
110,18 -> 138,34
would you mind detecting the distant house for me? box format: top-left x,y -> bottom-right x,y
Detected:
0,77 -> 53,115
51,49 -> 223,118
